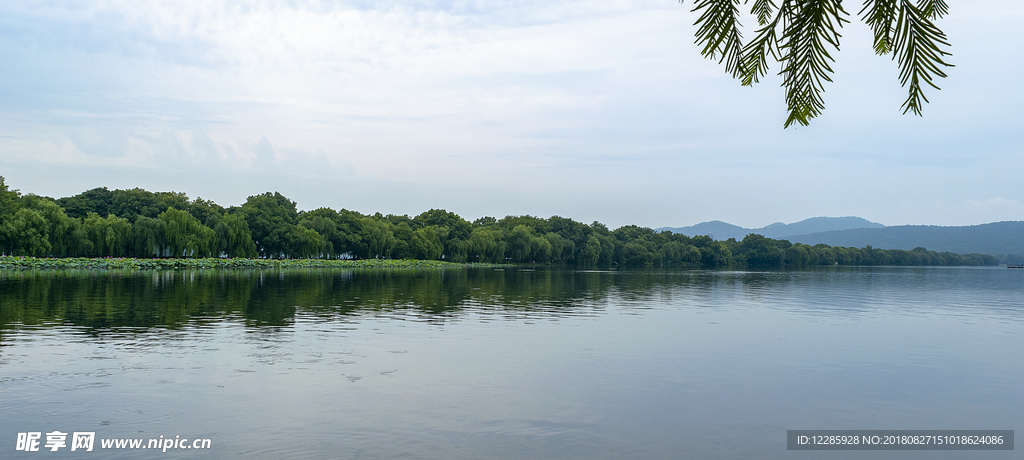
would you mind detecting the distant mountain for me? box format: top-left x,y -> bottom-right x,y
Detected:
657,220 -> 750,241
758,217 -> 886,238
785,221 -> 1024,256
658,217 -> 885,241
660,218 -> 1024,256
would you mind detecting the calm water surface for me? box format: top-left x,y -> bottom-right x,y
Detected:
1,267 -> 1021,459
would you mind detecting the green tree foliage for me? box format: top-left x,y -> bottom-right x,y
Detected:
785,243 -> 811,266
299,207 -> 366,258
298,210 -> 339,255
239,192 -> 300,258
467,227 -> 503,263
133,216 -> 166,257
160,208 -> 216,258
622,241 -> 657,267
738,233 -> 788,266
292,225 -> 328,259
686,0 -> 952,126
1,178 -> 1001,267
595,234 -> 618,268
412,227 -> 445,260
500,215 -> 551,235
389,221 -> 414,260
79,213 -> 106,257
692,235 -> 735,267
3,208 -> 51,256
544,232 -> 574,263
530,233 -> 553,263
23,197 -> 74,257
0,176 -> 19,214
415,209 -> 473,261
56,187 -> 114,219
63,219 -> 92,257
578,235 -> 603,268
507,225 -> 536,263
108,188 -> 190,222
0,195 -> 64,257
660,240 -> 702,265
187,197 -> 225,224
0,177 -> 20,255
213,213 -> 258,258
333,209 -> 367,257
104,215 -> 133,257
360,217 -> 397,259
80,213 -> 132,257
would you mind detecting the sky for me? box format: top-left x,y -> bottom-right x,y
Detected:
1,0 -> 1022,229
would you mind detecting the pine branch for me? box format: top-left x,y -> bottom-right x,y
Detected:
894,0 -> 953,115
778,0 -> 849,127
860,0 -> 898,55
750,0 -> 779,25
678,0 -> 951,126
691,0 -> 747,78
918,0 -> 948,19
739,3 -> 784,86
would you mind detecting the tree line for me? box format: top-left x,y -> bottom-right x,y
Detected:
0,177 -> 999,267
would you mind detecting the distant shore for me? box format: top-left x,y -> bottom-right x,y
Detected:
0,177 -> 1004,268
0,256 -> 510,270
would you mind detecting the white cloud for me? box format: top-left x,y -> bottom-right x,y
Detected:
1,0 -> 1023,228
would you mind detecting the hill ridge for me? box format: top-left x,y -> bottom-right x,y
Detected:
657,216 -> 884,241
659,219 -> 1024,257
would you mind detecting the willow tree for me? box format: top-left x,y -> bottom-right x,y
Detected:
360,218 -> 398,259
133,216 -> 166,257
23,197 -> 73,257
3,208 -> 51,256
212,213 -> 258,258
686,0 -> 952,126
160,208 -> 216,258
467,227 -> 504,263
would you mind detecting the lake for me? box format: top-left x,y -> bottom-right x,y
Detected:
1,266 -> 1020,459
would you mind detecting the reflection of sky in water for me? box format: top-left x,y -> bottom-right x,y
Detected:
0,267 -> 1021,459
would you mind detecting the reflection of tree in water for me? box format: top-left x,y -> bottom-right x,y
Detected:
0,268 -> 739,335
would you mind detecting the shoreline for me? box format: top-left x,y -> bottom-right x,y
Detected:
0,256 -> 511,270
